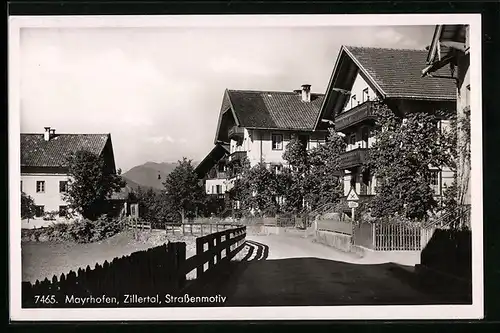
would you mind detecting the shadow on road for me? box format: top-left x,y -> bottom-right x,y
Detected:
242,240 -> 269,261
188,254 -> 472,307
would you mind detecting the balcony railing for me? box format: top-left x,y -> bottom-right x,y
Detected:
228,126 -> 244,140
209,193 -> 226,200
229,151 -> 247,163
339,148 -> 370,169
207,170 -> 227,179
336,101 -> 376,131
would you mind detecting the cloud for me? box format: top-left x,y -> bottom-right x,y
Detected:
20,25 -> 432,171
144,135 -> 176,144
373,27 -> 420,48
208,55 -> 276,77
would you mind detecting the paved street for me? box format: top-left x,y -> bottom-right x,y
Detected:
191,233 -> 456,306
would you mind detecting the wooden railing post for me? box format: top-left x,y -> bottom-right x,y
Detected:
208,236 -> 215,270
196,238 -> 204,279
216,233 -> 222,264
225,230 -> 231,257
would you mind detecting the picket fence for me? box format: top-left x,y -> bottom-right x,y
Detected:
352,222 -> 434,251
22,226 -> 247,308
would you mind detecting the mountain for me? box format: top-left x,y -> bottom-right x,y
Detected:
122,160 -> 201,190
122,162 -> 178,190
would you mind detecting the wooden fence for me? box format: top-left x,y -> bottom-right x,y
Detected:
22,226 -> 247,308
165,222 -> 242,236
352,222 -> 434,251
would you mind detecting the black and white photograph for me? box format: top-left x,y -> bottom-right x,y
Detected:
9,14 -> 483,321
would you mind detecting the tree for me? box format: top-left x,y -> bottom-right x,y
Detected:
21,191 -> 36,221
282,129 -> 345,213
133,187 -> 179,226
231,162 -> 282,217
163,157 -> 205,223
367,102 -> 454,221
64,150 -> 126,220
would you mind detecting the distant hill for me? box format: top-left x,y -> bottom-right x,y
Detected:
122,162 -> 177,190
121,161 -> 200,190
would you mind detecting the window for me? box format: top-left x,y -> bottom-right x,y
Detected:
272,134 -> 283,150
211,185 -> 215,194
350,95 -> 357,108
430,171 -> 441,195
59,181 -> 68,193
35,205 -> 44,217
361,127 -> 370,148
216,185 -> 222,194
362,88 -> 369,102
298,134 -> 309,150
59,205 -> 68,217
36,181 -> 45,193
349,134 -> 356,147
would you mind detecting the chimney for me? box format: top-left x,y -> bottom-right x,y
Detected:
301,84 -> 311,102
44,127 -> 51,141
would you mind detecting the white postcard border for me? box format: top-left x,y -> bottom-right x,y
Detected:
9,13 -> 484,321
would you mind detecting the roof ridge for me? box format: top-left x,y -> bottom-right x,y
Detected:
344,45 -> 427,52
227,89 -> 325,96
21,133 -> 109,136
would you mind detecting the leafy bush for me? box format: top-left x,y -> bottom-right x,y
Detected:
43,210 -> 59,221
21,192 -> 36,220
24,215 -> 125,243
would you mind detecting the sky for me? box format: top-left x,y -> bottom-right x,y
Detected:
19,24 -> 434,172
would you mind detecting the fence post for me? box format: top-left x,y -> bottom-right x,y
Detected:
210,224 -> 213,234
372,223 -> 376,250
225,230 -> 231,257
196,238 -> 204,280
208,236 -> 215,270
216,234 -> 222,264
201,224 -> 204,236
182,223 -> 185,236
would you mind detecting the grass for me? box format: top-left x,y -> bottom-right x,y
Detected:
22,229 -> 197,283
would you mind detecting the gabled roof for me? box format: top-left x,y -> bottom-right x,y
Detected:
194,143 -> 230,178
214,89 -> 325,144
21,133 -> 110,168
344,46 -> 456,100
314,45 -> 457,128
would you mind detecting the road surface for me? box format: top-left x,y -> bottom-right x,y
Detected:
190,233 -> 462,306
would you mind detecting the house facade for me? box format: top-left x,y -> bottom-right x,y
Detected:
214,85 -> 329,177
21,127 -> 118,222
315,46 -> 457,203
422,24 -> 471,206
195,143 -> 230,197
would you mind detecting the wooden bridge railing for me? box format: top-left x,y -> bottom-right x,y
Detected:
165,222 -> 242,236
180,226 -> 246,282
22,226 -> 247,308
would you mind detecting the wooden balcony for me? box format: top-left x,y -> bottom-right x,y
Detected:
336,101 -> 376,132
207,170 -> 227,179
209,193 -> 226,200
339,148 -> 369,169
229,151 -> 247,163
228,126 -> 244,140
